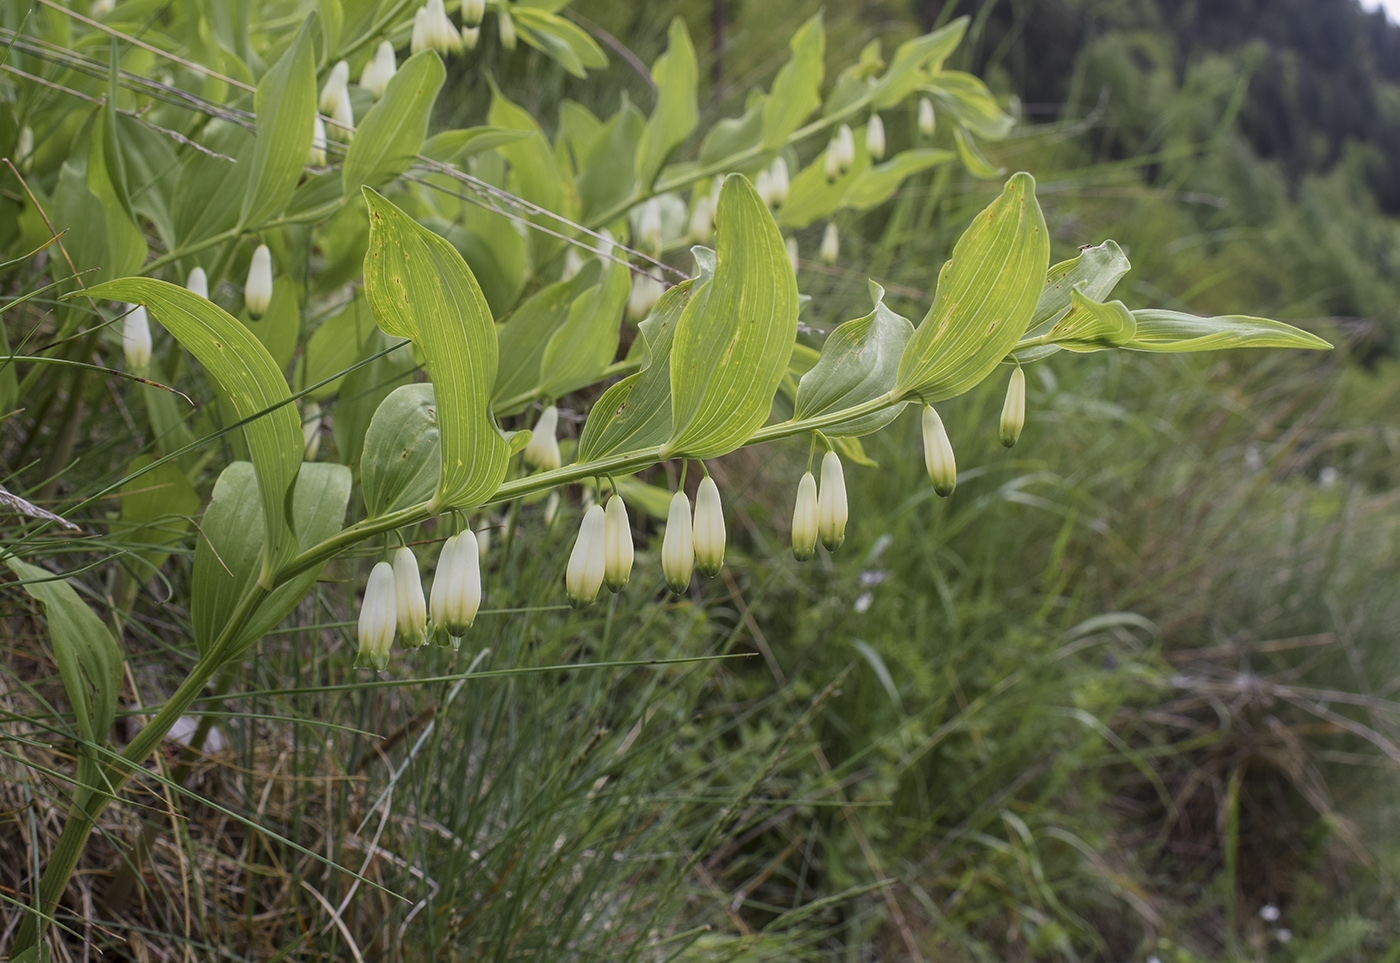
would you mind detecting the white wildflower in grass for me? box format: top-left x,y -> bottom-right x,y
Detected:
360,41 -> 397,98
836,124 -> 855,172
356,561 -> 397,670
393,546 -> 428,648
918,96 -> 936,136
755,169 -> 773,208
566,504 -> 607,608
786,236 -> 799,274
604,494 -> 633,592
121,304 -> 152,374
922,405 -> 957,497
498,9 -> 517,50
523,405 -> 562,471
330,86 -> 355,140
411,7 -> 430,54
820,222 -> 839,264
461,25 -> 480,50
866,114 -> 886,160
999,364 -> 1026,448
301,402 -> 322,461
817,450 -> 847,551
791,471 -> 818,561
692,476 -> 725,577
309,115 -> 327,166
824,135 -> 842,182
768,157 -> 789,207
319,60 -> 349,115
245,244 -> 273,318
637,198 -> 662,254
461,0 -> 485,28
430,531 -> 481,646
661,490 -> 694,594
185,267 -> 208,300
91,0 -> 115,16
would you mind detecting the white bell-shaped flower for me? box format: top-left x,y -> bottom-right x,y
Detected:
692,476 -> 726,577
393,546 -> 428,648
302,401 -> 322,461
866,114 -> 886,161
426,0 -> 463,54
791,471 -> 818,561
627,273 -> 663,321
604,494 -> 633,592
688,192 -> 713,242
661,489 -> 694,594
186,267 -> 208,300
462,25 -> 480,50
330,86 -> 354,140
562,247 -> 584,280
755,169 -> 773,207
360,41 -> 397,99
922,405 -> 956,497
918,96 -> 936,137
498,9 -> 518,50
245,244 -> 273,318
768,157 -> 789,207
430,531 -> 481,642
356,561 -> 397,670
122,304 -> 152,373
820,222 -> 839,265
1000,364 -> 1026,448
319,60 -> 350,114
91,0 -> 116,16
462,0 -> 486,28
309,115 -> 327,166
566,504 -> 607,608
824,136 -> 842,182
411,7 -> 430,53
817,450 -> 847,552
836,124 -> 855,172
637,198 -> 663,255
523,405 -> 562,471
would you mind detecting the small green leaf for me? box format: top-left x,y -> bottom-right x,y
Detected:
172,120 -> 253,247
361,189 -> 509,510
512,6 -> 608,78
421,126 -> 534,164
895,172 -> 1049,401
697,102 -> 765,168
664,175 -> 798,458
865,18 -> 968,111
492,261 -> 600,413
361,384 -> 441,517
240,15 -> 317,228
794,281 -> 912,436
4,556 -> 122,752
342,50 -> 445,197
843,147 -> 957,210
539,259 -> 630,398
761,13 -> 824,149
924,72 -> 1014,140
576,279 -> 693,461
83,278 -> 302,582
952,124 -> 1003,178
488,80 -> 574,263
636,18 -> 698,191
1126,311 -> 1333,352
577,100 -> 644,225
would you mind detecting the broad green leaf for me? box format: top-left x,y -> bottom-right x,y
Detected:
172,120 -> 253,247
794,281 -> 912,436
330,330 -> 415,466
636,18 -> 698,191
83,278 -> 302,583
843,147 -> 957,211
539,258 -> 630,398
342,50 -> 444,197
866,18 -> 968,111
577,100 -> 644,225
1014,240 -> 1132,361
825,40 -> 887,118
761,13 -> 824,149
698,102 -> 764,169
488,80 -> 573,263
361,383 -> 441,517
318,0 -> 343,60
192,461 -> 351,658
576,279 -> 694,461
421,126 -> 534,164
361,189 -> 510,509
512,6 -> 607,78
4,556 -> 122,751
663,175 -> 798,458
294,293 -> 377,398
924,71 -> 1014,139
492,261 -> 600,412
240,15 -> 317,228
52,143 -> 145,294
952,124 -> 1003,178
895,172 -> 1049,401
101,41 -> 135,224
111,454 -> 199,583
286,170 -> 346,222
243,275 -> 299,372
1125,311 -> 1333,352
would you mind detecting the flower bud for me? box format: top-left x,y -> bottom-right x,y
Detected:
768,157 -> 789,207
820,222 -> 839,265
692,476 -> 725,577
186,266 -> 208,300
498,9 -> 517,51
817,450 -> 847,552
786,236 -> 799,274
309,115 -> 327,166
836,124 -> 855,172
462,25 -> 480,50
866,114 -> 886,161
523,405 -> 562,471
918,96 -> 936,137
922,405 -> 956,497
245,244 -> 273,319
824,136 -> 842,182
661,490 -> 693,594
17,125 -> 33,173
411,7 -> 430,54
461,0 -> 485,28
791,471 -> 818,561
562,247 -> 584,280
604,494 -> 633,592
330,86 -> 355,139
393,545 -> 428,647
356,561 -> 397,670
999,364 -> 1026,448
302,401 -> 323,461
566,504 -> 607,608
688,192 -> 713,242
91,0 -> 115,16
431,0 -> 463,54
637,198 -> 662,255
360,41 -> 397,99
755,169 -> 773,207
319,60 -> 350,115
122,303 -> 152,373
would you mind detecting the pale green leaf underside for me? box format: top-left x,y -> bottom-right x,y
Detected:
361,383 -> 441,518
1126,310 -> 1332,352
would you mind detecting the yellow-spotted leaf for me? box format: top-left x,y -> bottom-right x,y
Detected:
82,278 -> 302,584
342,50 -> 444,197
361,189 -> 509,510
895,172 -> 1049,401
663,175 -> 798,458
240,15 -> 317,229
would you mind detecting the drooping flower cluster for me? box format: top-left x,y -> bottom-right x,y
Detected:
319,60 -> 354,138
791,450 -> 848,560
357,530 -> 484,667
412,0 -> 463,55
359,41 -> 398,99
